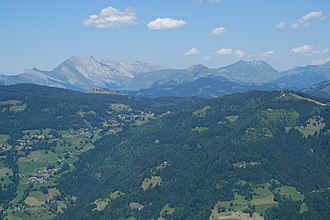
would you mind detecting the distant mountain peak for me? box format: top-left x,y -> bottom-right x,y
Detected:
216,60 -> 279,84
64,56 -> 100,66
187,64 -> 208,71
69,55 -> 96,61
31,67 -> 41,71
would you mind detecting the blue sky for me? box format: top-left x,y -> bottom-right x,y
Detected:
0,0 -> 329,74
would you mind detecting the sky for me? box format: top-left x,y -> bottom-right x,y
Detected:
0,0 -> 329,75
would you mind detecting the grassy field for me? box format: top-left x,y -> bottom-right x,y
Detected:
110,191 -> 125,199
7,207 -> 55,220
277,186 -> 304,201
0,99 -> 27,112
193,106 -> 211,117
18,160 -> 49,174
93,198 -> 110,211
0,162 -> 13,186
225,115 -> 239,122
210,211 -> 264,220
92,191 -> 124,212
21,150 -> 58,163
129,202 -> 144,211
29,191 -> 48,202
159,204 -> 175,220
0,134 -> 10,147
11,184 -> 29,204
141,176 -> 162,191
297,117 -> 325,137
276,185 -> 308,213
210,182 -> 307,219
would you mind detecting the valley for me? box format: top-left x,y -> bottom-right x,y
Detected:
2,0 -> 330,219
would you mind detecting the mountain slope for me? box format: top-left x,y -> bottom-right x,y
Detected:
302,80 -> 330,98
56,90 -> 330,220
0,84 -> 202,219
215,60 -> 280,84
273,62 -> 330,89
125,64 -> 212,90
127,60 -> 281,91
128,76 -> 280,98
0,57 -> 164,91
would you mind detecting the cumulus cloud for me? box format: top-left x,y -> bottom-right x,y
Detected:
262,50 -> 275,58
291,44 -> 314,55
234,50 -> 245,58
216,48 -> 233,55
276,11 -> 323,29
291,44 -> 329,55
83,7 -> 136,28
276,21 -> 286,29
211,27 -> 226,35
184,47 -> 199,56
216,48 -> 245,57
147,18 -> 186,30
302,11 -> 323,21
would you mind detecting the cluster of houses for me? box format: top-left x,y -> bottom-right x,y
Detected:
16,133 -> 60,151
21,168 -> 57,184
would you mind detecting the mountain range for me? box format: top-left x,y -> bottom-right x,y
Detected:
0,56 -> 163,91
1,56 -> 330,98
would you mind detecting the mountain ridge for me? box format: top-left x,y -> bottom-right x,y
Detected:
0,56 -> 164,91
272,61 -> 330,89
1,58 -> 329,97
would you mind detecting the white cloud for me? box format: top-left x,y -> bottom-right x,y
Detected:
302,11 -> 323,21
276,11 -> 323,29
215,48 -> 245,57
211,27 -> 226,35
276,21 -> 286,29
291,44 -> 314,55
202,56 -> 211,61
147,18 -> 186,30
184,47 -> 199,56
216,48 -> 233,55
310,57 -> 330,65
83,7 -> 136,28
234,50 -> 245,58
262,50 -> 275,58
291,45 -> 329,55
312,49 -> 329,55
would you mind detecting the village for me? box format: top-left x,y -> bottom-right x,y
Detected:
0,105 -> 158,219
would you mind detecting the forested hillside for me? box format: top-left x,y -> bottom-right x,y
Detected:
0,84 -> 200,219
56,90 -> 330,219
1,84 -> 330,220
